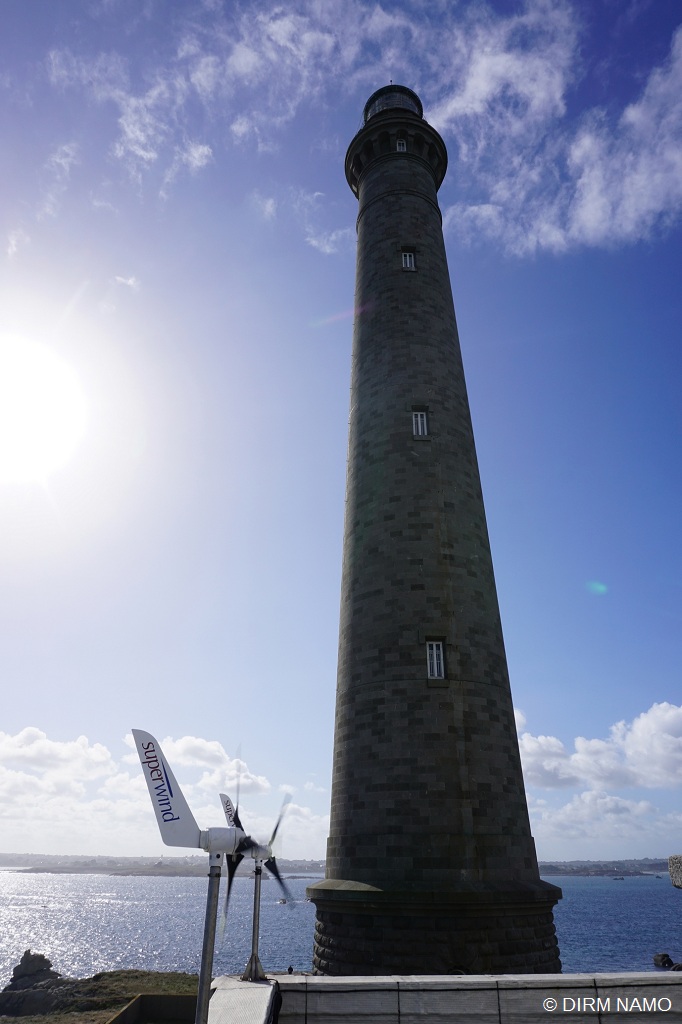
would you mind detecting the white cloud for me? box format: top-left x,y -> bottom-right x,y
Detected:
443,18 -> 682,253
47,48 -> 129,99
41,1 -> 421,171
251,191 -> 277,221
6,227 -> 29,259
0,729 -> 326,857
113,83 -> 171,172
154,733 -> 232,767
226,42 -> 262,80
514,708 -> 527,732
544,790 -> 654,829
114,275 -> 140,290
306,226 -> 355,255
527,789 -> 682,859
128,733 -> 271,797
47,48 -> 179,183
160,141 -> 213,197
0,727 -> 115,777
230,114 -> 253,142
519,702 -> 682,790
565,28 -> 682,247
292,188 -> 354,255
528,793 -> 682,862
0,708 -> 679,859
520,731 -> 578,788
183,141 -> 212,171
428,0 -> 575,136
39,141 -> 80,218
268,801 -> 329,861
194,764 -> 270,797
91,194 -> 118,214
189,54 -> 222,99
46,143 -> 80,177
41,2 -> 682,252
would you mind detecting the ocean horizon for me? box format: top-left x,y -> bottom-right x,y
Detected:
1,870 -> 678,986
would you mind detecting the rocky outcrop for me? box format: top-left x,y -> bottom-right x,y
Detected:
653,952 -> 682,971
0,952 -> 197,1017
6,950 -> 63,991
0,950 -> 70,1015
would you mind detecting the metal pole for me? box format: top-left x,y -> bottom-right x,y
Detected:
195,851 -> 222,1024
241,860 -> 266,981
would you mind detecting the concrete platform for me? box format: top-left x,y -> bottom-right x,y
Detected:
209,975 -> 280,1024
271,973 -> 682,1024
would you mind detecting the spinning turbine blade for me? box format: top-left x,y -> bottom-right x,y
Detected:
218,790 -> 251,939
227,851 -> 244,890
264,795 -> 292,900
217,851 -> 243,943
233,746 -> 244,831
264,856 -> 292,902
132,729 -> 201,849
269,794 -> 291,846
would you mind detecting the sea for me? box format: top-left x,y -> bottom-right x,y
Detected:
1,871 -> 680,987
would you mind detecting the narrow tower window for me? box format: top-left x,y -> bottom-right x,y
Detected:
402,251 -> 415,270
413,410 -> 428,436
426,641 -> 445,679
396,138 -> 407,152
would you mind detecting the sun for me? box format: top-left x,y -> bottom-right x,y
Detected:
0,335 -> 88,484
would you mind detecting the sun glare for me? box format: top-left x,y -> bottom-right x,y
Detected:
0,335 -> 88,484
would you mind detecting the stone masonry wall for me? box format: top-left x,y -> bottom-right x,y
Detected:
313,91 -> 561,974
328,120 -> 538,888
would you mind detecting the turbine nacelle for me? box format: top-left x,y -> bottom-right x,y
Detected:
199,827 -> 246,855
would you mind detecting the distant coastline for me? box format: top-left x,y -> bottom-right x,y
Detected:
539,858 -> 670,877
0,852 -> 669,878
0,852 -> 325,878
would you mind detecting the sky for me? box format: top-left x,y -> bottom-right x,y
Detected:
1,0 -> 681,866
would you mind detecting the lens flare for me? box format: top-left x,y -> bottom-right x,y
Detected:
586,580 -> 608,595
309,305 -> 371,328
0,335 -> 88,484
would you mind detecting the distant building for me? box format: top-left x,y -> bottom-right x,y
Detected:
307,86 -> 561,974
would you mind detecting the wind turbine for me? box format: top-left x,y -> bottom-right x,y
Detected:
132,729 -> 290,1024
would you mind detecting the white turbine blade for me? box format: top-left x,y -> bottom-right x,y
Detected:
132,729 -> 201,849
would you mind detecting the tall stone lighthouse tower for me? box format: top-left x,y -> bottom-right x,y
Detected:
307,86 -> 561,975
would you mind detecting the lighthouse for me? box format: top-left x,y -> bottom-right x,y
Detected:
307,86 -> 561,975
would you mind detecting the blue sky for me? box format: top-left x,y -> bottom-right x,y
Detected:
1,0 -> 681,864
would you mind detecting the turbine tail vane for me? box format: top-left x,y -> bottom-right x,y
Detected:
132,729 -> 201,849
220,793 -> 236,827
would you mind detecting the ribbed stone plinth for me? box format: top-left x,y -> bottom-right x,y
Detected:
308,881 -> 561,975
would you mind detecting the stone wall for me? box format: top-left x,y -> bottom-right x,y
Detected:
276,973 -> 682,1024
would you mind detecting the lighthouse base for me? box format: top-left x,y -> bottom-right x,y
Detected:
307,879 -> 562,976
